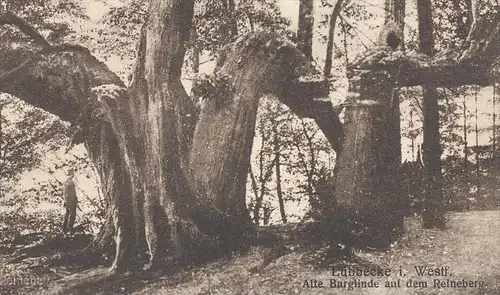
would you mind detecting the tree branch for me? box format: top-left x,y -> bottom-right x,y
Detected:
323,0 -> 345,78
280,95 -> 344,154
0,59 -> 31,84
278,75 -> 344,153
348,12 -> 500,88
0,12 -> 51,48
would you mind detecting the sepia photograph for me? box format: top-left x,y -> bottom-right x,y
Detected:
0,0 -> 499,294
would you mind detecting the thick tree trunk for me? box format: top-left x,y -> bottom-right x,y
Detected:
138,0 -> 200,269
329,0 -> 406,249
5,0 -> 500,274
189,32 -> 317,238
333,70 -> 403,247
0,8 -> 330,273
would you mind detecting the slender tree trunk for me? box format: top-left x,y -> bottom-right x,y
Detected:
192,37 -> 200,75
221,0 -> 238,40
254,141 -> 265,225
385,0 -> 405,30
385,0 -> 405,223
323,0 -> 344,78
274,130 -> 287,223
297,0 -> 314,60
228,0 -> 238,38
453,0 -> 474,40
475,90 -> 480,189
248,167 -> 260,224
417,0 -> 445,228
410,110 -> 415,161
262,205 -> 271,226
341,19 -> 349,66
251,138 -> 278,225
302,121 -> 316,201
463,97 -> 469,171
493,85 -> 496,160
421,86 -> 445,228
0,103 -> 3,199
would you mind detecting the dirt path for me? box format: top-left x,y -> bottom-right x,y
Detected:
132,210 -> 500,295
440,210 -> 500,294
2,210 -> 500,294
369,210 -> 500,295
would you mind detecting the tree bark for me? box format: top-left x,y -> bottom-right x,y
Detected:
417,0 -> 446,228
333,69 -> 402,248
274,129 -> 287,223
0,7 -> 332,273
4,1 -> 500,274
189,32 -> 313,230
474,90 -> 480,189
493,85 -> 497,159
385,0 -> 405,226
248,166 -> 262,225
227,0 -> 238,39
297,0 -> 314,60
463,96 -> 468,170
330,0 -> 405,248
323,0 -> 344,78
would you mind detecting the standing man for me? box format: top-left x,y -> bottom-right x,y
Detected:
62,168 -> 78,235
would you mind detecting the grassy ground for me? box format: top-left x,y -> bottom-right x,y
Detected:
1,210 -> 499,295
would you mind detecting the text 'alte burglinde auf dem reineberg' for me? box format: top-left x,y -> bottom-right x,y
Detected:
301,265 -> 485,290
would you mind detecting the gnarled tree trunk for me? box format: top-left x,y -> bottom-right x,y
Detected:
0,1 -> 341,272
4,0 -> 500,276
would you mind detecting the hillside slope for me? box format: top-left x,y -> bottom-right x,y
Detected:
127,210 -> 500,295
2,210 -> 500,295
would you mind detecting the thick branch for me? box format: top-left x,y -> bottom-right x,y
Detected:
279,76 -> 344,153
348,12 -> 500,88
281,97 -> 343,153
0,12 -> 51,47
398,52 -> 495,87
0,44 -> 124,122
194,34 -> 345,154
0,18 -> 140,269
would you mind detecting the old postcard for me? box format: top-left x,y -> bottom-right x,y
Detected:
0,0 -> 499,294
